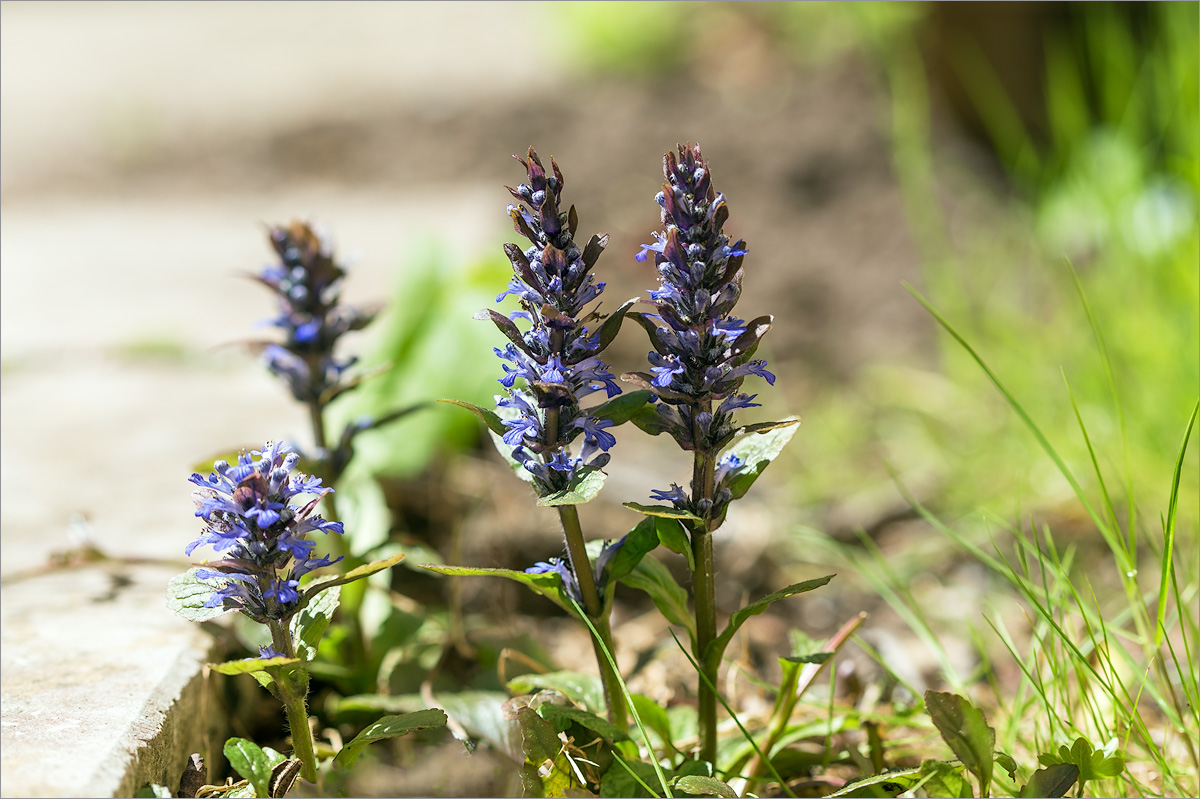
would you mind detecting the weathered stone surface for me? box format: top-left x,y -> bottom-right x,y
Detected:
0,564 -> 218,797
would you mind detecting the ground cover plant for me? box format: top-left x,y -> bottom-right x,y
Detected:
148,8 -> 1197,797
155,140 -> 1197,798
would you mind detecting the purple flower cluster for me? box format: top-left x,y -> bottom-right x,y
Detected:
256,222 -> 373,403
187,441 -> 343,622
526,537 -> 625,607
486,148 -> 628,493
628,144 -> 775,510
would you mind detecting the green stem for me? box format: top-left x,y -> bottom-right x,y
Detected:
691,521 -> 718,764
690,410 -> 719,765
308,396 -> 369,676
266,619 -> 319,784
558,504 -> 628,732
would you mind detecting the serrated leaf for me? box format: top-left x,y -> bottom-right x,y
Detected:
334,708 -> 448,769
538,703 -> 627,741
224,737 -> 274,798
422,564 -> 573,614
720,419 -> 801,500
619,556 -> 696,645
537,467 -> 607,506
676,775 -> 737,798
167,568 -> 235,622
209,656 -> 301,676
655,517 -> 694,571
591,389 -> 653,426
924,691 -> 995,798
705,575 -> 834,670
289,584 -> 340,661
438,398 -> 509,436
780,652 -> 831,665
1020,763 -> 1078,798
623,502 -> 702,522
508,671 -> 605,715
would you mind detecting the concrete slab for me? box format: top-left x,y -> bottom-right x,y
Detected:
1,564 -> 220,797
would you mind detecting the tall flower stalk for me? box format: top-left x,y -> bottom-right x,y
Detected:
626,143 -> 776,763
255,221 -> 376,510
481,147 -> 635,729
186,441 -> 344,783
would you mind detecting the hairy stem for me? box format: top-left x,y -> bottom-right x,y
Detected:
691,404 -> 719,765
558,504 -> 628,731
266,618 -> 319,783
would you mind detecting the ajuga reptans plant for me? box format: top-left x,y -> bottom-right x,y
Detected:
435,147 -> 649,731
625,143 -> 801,764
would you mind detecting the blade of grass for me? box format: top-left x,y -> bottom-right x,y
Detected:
568,598 -> 673,799
905,284 -> 1132,576
1065,258 -> 1137,549
611,751 -> 661,799
666,629 -> 797,798
1157,402 -> 1198,648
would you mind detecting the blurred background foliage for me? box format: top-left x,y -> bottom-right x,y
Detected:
551,1 -> 1199,530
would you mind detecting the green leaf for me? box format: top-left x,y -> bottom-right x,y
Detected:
705,575 -> 834,670
224,737 -> 274,799
487,427 -> 538,484
167,568 -> 234,622
208,656 -> 301,676
675,775 -> 737,798
297,552 -> 405,606
994,752 -> 1018,781
537,467 -> 607,506
537,703 -> 627,741
623,501 -> 703,522
438,398 -> 508,436
334,708 -> 448,769
422,563 -> 573,614
630,402 -> 673,437
781,653 -> 832,665
629,694 -> 673,751
924,691 -> 995,798
436,690 -> 523,760
602,517 -> 662,586
1040,736 -> 1125,785
600,756 -> 662,798
619,556 -> 696,644
918,760 -> 974,798
516,706 -> 584,798
654,517 -> 694,571
592,389 -> 654,426
1091,753 -> 1125,778
1019,764 -> 1078,798
825,769 -> 921,797
507,671 -> 605,715
719,418 -> 801,500
289,584 -> 340,661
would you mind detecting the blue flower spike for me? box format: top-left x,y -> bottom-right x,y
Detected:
483,147 -> 635,495
625,143 -> 775,519
187,441 -> 344,622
